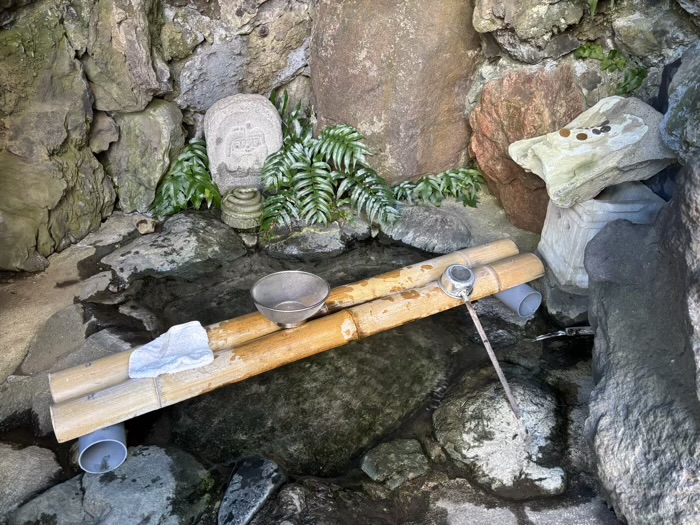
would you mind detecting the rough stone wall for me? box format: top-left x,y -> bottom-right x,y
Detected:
1,0 -> 698,267
0,0 -> 314,271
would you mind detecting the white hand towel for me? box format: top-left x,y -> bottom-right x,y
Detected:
128,321 -> 213,379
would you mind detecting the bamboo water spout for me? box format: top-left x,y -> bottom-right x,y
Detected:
50,253 -> 544,443
48,240 -> 519,404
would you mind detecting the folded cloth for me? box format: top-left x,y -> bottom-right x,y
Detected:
128,321 -> 213,379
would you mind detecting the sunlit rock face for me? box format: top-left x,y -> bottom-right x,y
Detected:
509,97 -> 676,208
311,0 -> 482,185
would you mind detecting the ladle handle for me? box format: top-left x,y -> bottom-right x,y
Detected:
463,298 -> 522,420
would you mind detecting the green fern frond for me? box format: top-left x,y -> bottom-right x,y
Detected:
260,191 -> 300,234
291,149 -> 336,226
151,139 -> 221,218
393,168 -> 484,209
339,166 -> 399,226
315,125 -> 370,172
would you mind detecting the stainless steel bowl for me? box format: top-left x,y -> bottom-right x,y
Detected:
438,264 -> 476,299
251,271 -> 330,328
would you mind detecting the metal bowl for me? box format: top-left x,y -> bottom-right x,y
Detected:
251,271 -> 330,328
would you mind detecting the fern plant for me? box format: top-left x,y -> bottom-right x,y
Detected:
393,168 -> 485,208
151,139 -> 221,218
261,93 -> 398,234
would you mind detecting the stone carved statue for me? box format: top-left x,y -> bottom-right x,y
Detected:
204,95 -> 283,193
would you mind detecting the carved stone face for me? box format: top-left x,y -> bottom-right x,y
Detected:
204,94 -> 283,192
225,122 -> 269,172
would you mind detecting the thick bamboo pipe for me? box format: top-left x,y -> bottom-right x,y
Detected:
49,240 -> 518,404
50,253 -> 544,443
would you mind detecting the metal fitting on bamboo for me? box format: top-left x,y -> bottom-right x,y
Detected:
50,253 -> 544,443
49,240 -> 519,404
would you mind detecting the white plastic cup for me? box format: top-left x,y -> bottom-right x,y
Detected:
78,423 -> 128,474
495,284 -> 542,318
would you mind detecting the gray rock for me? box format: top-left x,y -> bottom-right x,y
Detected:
50,329 -> 133,372
661,42 -> 700,163
0,329 -> 132,437
677,0 -> 700,21
263,217 -> 371,262
613,2 -> 699,68
525,497 -> 621,525
8,476 -> 86,525
472,0 -> 583,64
105,100 -> 185,213
509,96 -> 677,208
492,29 -> 581,64
88,111 -> 119,154
81,0 -> 162,112
361,440 -> 429,490
544,361 -> 597,477
0,1 -> 114,272
20,304 -> 95,375
160,5 -> 206,61
0,444 -> 60,518
218,457 -> 286,525
12,446 -> 214,525
584,216 -> 700,524
250,479 -> 394,525
0,375 -> 52,436
172,318 -> 454,475
174,37 -> 246,113
473,0 -> 583,41
434,366 -> 567,499
381,204 -> 474,254
666,163 -> 700,398
533,267 -> 589,327
102,212 -> 246,283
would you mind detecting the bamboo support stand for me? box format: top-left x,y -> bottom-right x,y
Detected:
49,239 -> 519,404
50,253 -> 544,443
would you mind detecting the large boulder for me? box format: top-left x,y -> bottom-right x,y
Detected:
0,2 -> 115,272
434,366 -> 567,500
105,100 -> 185,213
666,163 -> 700,398
661,42 -> 700,163
10,446 -> 214,525
469,62 -> 586,232
584,206 -> 700,524
311,0 -> 481,185
101,212 -> 246,283
509,97 -> 676,208
80,0 -> 165,112
0,444 -> 61,519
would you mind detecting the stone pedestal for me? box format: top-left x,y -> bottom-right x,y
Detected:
538,182 -> 665,290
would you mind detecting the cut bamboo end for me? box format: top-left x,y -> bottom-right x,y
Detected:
49,240 -> 519,404
50,253 -> 543,443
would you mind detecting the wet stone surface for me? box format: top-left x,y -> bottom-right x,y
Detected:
218,457 -> 286,525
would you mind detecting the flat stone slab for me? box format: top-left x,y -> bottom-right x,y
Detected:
509,96 -> 676,208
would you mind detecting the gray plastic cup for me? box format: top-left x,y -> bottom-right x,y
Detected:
495,284 -> 542,318
78,423 -> 127,474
